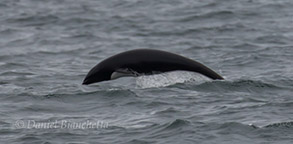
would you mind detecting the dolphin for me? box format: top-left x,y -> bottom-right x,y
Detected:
82,49 -> 224,85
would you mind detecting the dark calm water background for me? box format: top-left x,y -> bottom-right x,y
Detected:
1,0 -> 293,143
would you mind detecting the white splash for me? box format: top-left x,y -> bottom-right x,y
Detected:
136,71 -> 211,88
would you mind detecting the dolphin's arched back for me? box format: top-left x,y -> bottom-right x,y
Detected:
83,49 -> 224,85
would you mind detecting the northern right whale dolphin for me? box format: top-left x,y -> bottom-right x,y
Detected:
83,49 -> 224,85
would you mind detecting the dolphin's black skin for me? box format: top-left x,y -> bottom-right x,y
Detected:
83,49 -> 224,85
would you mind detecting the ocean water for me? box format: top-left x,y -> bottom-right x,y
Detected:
1,0 -> 293,143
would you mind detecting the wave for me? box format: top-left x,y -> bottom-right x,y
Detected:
176,10 -> 234,23
171,78 -> 288,93
7,14 -> 59,27
136,71 -> 211,88
139,21 -> 246,37
264,121 -> 293,128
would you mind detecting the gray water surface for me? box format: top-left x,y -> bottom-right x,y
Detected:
1,0 -> 293,143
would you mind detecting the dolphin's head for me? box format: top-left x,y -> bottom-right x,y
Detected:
82,64 -> 113,85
